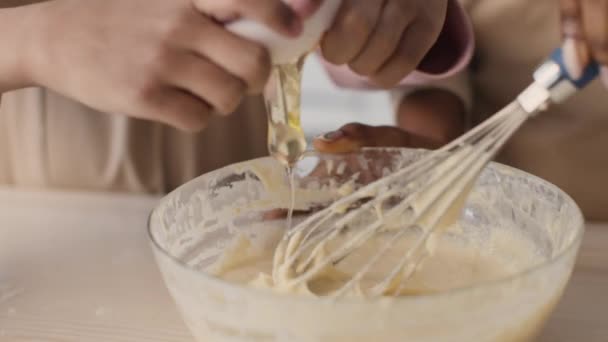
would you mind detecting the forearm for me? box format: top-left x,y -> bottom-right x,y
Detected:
392,69 -> 472,145
395,88 -> 466,146
390,70 -> 473,122
0,5 -> 37,93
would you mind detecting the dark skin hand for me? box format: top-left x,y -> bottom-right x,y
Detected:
314,88 -> 466,153
320,0 -> 449,87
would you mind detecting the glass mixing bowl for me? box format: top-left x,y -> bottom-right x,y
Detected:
148,148 -> 584,342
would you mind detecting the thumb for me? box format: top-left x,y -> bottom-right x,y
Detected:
313,123 -> 441,154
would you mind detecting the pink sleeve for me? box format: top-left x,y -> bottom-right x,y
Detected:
321,0 -> 474,89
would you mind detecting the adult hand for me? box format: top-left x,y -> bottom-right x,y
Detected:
320,0 -> 448,87
560,0 -> 608,84
22,0 -> 314,131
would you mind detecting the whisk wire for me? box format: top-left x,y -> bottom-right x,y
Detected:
276,102 -> 532,296
375,105 -> 530,296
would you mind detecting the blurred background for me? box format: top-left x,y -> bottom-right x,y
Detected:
300,56 -> 394,139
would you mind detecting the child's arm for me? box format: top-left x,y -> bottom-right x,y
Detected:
391,69 -> 471,140
314,76 -> 471,153
393,75 -> 469,145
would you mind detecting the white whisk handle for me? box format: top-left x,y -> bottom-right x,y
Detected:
518,48 -> 599,113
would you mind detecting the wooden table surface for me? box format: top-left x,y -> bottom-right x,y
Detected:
0,189 -> 606,341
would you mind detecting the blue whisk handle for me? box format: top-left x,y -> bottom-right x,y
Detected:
548,48 -> 600,89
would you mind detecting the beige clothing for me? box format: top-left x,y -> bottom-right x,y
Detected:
0,88 -> 268,194
455,0 -> 608,220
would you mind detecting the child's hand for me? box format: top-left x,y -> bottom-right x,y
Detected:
313,89 -> 465,153
23,0 -> 306,132
319,0 -> 449,87
264,88 -> 465,220
560,0 -> 608,84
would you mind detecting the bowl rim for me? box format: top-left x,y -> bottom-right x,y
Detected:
147,147 -> 585,304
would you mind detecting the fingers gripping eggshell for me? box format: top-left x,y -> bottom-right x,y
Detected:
227,0 -> 343,65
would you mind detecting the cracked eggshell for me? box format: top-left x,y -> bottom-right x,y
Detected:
227,0 -> 343,65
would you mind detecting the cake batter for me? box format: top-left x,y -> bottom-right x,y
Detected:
211,219 -> 542,298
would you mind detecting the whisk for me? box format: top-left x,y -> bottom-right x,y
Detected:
271,48 -> 599,298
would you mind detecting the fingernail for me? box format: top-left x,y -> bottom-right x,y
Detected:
563,38 -> 584,79
318,130 -> 344,142
601,67 -> 608,89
